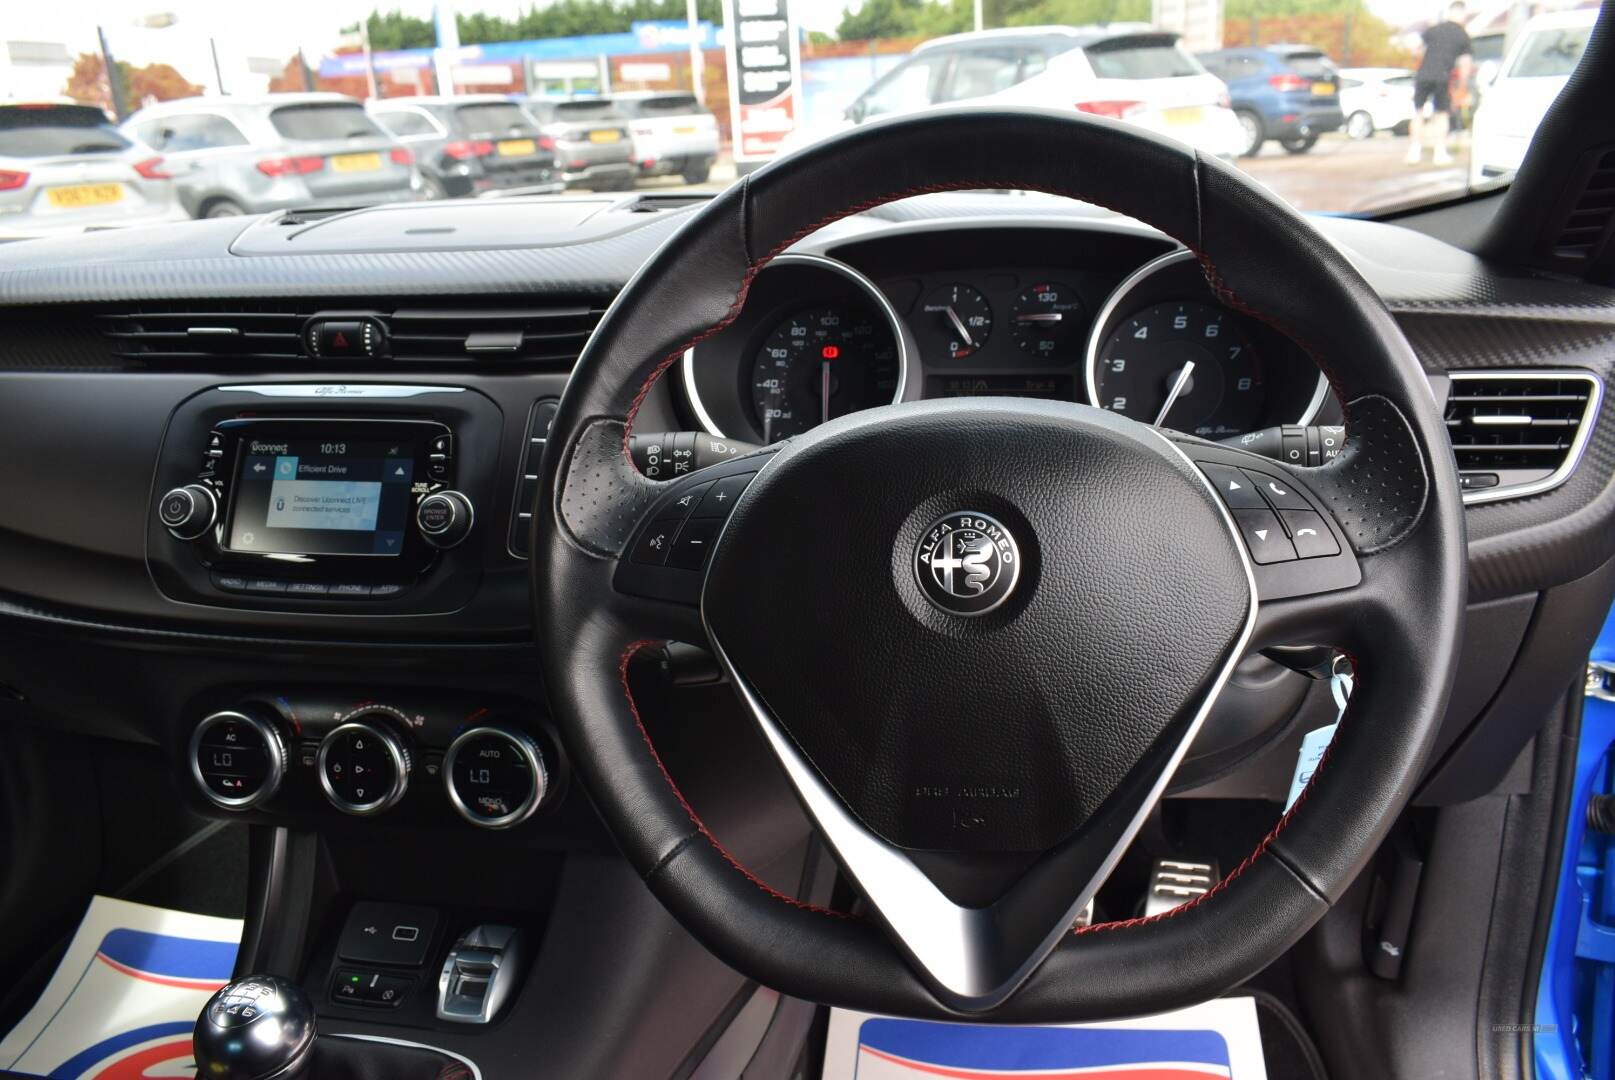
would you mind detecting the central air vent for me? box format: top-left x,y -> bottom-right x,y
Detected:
96,308 -> 308,364
96,301 -> 608,369
1445,371 -> 1602,504
387,306 -> 605,366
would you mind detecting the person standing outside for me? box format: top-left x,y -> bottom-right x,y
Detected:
1407,1 -> 1474,165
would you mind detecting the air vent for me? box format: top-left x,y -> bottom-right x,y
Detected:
96,308 -> 308,364
96,302 -> 606,369
1445,371 -> 1602,504
387,306 -> 604,366
1551,146 -> 1615,262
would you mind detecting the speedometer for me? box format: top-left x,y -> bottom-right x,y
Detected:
749,305 -> 900,443
1090,302 -> 1263,438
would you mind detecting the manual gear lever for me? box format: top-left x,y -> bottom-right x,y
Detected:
194,975 -> 315,1080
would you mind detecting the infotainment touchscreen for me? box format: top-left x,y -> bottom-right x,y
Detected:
226,437 -> 417,557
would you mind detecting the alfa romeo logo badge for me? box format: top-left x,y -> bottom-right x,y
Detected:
914,511 -> 1021,616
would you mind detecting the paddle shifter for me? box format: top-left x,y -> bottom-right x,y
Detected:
194,975 -> 315,1080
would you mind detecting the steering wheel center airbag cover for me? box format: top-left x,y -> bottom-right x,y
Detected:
702,397 -> 1250,854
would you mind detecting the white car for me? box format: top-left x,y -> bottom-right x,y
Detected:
0,101 -> 189,240
1337,67 -> 1414,140
605,92 -> 721,185
784,25 -> 1244,161
1470,8 -> 1597,186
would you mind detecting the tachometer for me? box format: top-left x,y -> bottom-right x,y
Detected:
749,305 -> 900,442
1090,301 -> 1263,437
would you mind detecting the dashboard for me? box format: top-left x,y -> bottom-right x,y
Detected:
683,226 -> 1336,447
1,190 -> 1614,819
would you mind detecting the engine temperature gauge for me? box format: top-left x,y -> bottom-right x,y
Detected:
1011,282 -> 1083,362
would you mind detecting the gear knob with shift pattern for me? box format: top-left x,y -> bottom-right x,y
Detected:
194,975 -> 315,1080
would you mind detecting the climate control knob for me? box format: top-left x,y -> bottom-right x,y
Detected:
158,484 -> 218,541
416,490 -> 474,549
443,726 -> 549,829
190,708 -> 287,810
317,719 -> 411,816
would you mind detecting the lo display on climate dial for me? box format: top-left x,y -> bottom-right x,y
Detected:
1092,301 -> 1263,437
749,305 -> 899,443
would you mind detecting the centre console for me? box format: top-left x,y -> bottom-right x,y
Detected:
147,385 -> 506,615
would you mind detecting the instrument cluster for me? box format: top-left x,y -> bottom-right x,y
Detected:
682,246 -> 1330,446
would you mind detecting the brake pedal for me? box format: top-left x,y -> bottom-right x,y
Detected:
1144,858 -> 1218,916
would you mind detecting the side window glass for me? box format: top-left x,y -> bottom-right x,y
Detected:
940,48 -> 1022,101
862,58 -> 941,117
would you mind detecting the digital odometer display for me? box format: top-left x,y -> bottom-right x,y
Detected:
226,438 -> 418,557
749,305 -> 900,442
1091,301 -> 1263,438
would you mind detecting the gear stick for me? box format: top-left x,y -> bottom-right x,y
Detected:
194,975 -> 315,1080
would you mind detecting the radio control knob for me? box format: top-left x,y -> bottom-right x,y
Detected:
317,719 -> 411,816
417,490 -> 474,549
190,708 -> 287,810
159,484 -> 217,541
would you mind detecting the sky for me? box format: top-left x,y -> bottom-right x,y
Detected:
5,0 -> 1454,93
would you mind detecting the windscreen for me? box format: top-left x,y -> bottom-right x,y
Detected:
0,108 -> 129,157
1085,38 -> 1202,80
455,103 -> 534,133
1508,26 -> 1594,79
269,104 -> 383,141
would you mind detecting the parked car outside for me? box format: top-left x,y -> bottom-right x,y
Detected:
0,101 -> 187,239
1338,67 -> 1414,139
515,98 -> 637,191
121,93 -> 423,218
604,91 -> 720,185
784,26 -> 1243,161
367,96 -> 562,198
1469,8 -> 1597,187
1196,44 -> 1345,157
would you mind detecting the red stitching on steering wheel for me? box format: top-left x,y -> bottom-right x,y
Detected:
619,639 -> 857,919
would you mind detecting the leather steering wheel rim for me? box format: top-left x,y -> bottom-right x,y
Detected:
532,108 -> 1466,1021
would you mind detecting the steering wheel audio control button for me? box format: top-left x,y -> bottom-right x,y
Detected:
631,518 -> 683,565
669,518 -> 724,570
1196,463 -> 1266,509
1232,508 -> 1298,564
1279,509 -> 1340,558
1241,470 -> 1311,511
691,473 -> 756,518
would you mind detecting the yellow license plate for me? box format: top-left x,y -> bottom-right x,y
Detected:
46,183 -> 123,208
329,152 -> 381,173
673,125 -> 697,135
587,129 -> 620,143
497,139 -> 537,157
1313,82 -> 1336,96
1163,106 -> 1204,127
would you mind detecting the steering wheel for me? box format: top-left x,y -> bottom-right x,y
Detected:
532,109 -> 1464,1020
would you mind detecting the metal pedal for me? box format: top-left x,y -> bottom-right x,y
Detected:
1144,858 -> 1218,917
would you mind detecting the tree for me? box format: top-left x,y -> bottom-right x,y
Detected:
62,53 -> 203,113
127,63 -> 205,106
362,2 -> 727,51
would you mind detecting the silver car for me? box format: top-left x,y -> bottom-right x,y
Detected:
0,102 -> 188,240
122,93 -> 424,219
515,98 -> 637,191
